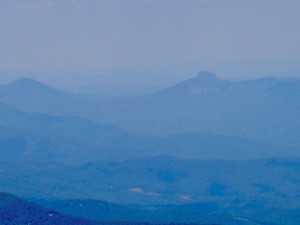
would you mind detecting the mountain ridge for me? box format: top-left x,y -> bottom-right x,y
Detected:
0,102 -> 292,164
1,73 -> 300,149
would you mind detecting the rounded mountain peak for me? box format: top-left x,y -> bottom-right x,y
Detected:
4,77 -> 55,92
12,77 -> 45,86
10,77 -> 49,88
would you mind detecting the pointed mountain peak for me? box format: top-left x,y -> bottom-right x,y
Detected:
195,71 -> 218,81
154,71 -> 227,97
181,71 -> 220,87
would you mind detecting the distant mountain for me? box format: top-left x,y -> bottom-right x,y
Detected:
1,77 -> 55,92
91,72 -> 300,148
1,74 -> 300,149
0,75 -> 299,225
0,103 -> 153,163
0,77 -> 96,115
0,103 -> 291,163
155,71 -> 229,96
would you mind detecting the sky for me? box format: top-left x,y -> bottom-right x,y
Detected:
1,0 -> 300,88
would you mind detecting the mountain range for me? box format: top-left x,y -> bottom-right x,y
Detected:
0,72 -> 300,224
0,72 -> 300,150
0,102 -> 292,164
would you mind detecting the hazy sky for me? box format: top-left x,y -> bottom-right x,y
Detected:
1,0 -> 300,87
